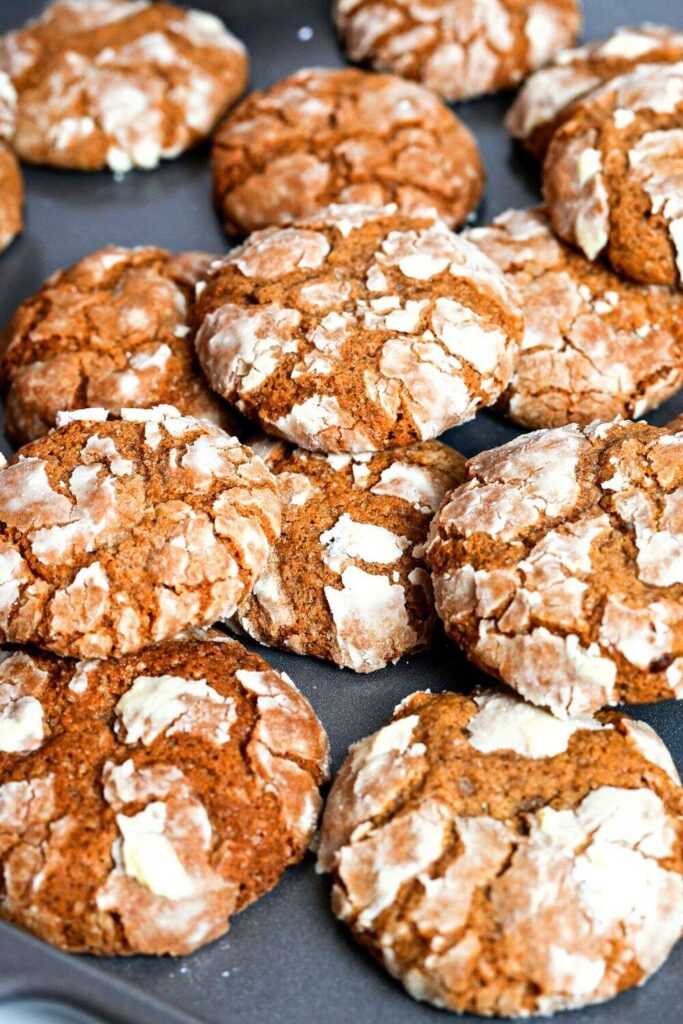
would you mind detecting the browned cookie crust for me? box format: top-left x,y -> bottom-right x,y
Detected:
0,142 -> 22,255
669,413 -> 683,431
0,408 -> 281,658
333,0 -> 581,102
426,419 -> 683,717
211,67 -> 484,236
234,438 -> 465,672
465,207 -> 683,428
195,204 -> 522,453
543,62 -> 683,286
1,246 -> 241,446
0,632 -> 328,955
0,0 -> 248,172
507,23 -> 683,159
318,688 -> 683,1016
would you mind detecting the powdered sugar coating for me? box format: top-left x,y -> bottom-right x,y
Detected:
465,206 -> 683,428
1,246 -> 239,446
427,420 -> 683,716
0,408 -> 281,658
544,62 -> 683,286
212,67 -> 483,235
0,632 -> 328,955
195,205 -> 522,453
506,23 -> 683,157
318,689 -> 683,1017
234,440 -> 465,672
0,0 -> 248,172
334,0 -> 580,102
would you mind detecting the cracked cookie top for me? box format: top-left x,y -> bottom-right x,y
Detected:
543,62 -> 683,286
0,407 -> 281,659
506,23 -> 683,159
194,204 -> 522,454
234,437 -> 465,672
465,207 -> 683,428
0,631 -> 328,955
426,419 -> 683,717
333,0 -> 580,102
318,687 -> 683,1017
0,245 -> 241,446
211,67 -> 484,236
0,0 -> 248,172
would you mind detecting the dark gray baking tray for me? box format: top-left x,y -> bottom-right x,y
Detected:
0,1 -> 682,1022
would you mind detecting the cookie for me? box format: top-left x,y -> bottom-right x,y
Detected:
669,413 -> 683,431
0,246 -> 241,446
318,687 -> 683,1016
543,62 -> 683,286
194,204 -> 522,454
506,23 -> 683,159
426,419 -> 683,718
234,438 -> 465,672
333,0 -> 581,102
0,631 -> 328,955
0,0 -> 248,172
0,407 -> 281,659
211,67 -> 484,236
465,207 -> 683,428
0,143 -> 22,255
0,70 -> 21,254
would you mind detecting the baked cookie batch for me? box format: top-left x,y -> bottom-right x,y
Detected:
0,0 -> 682,1019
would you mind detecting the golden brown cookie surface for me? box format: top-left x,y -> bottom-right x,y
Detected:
1,246 -> 241,445
195,204 -> 522,453
0,142 -> 22,255
334,0 -> 581,102
211,67 -> 484,236
0,407 -> 281,658
318,688 -> 683,1016
0,0 -> 248,172
0,632 -> 328,955
465,206 -> 683,428
543,62 -> 683,286
426,419 -> 683,717
507,23 -> 683,159
234,438 -> 465,672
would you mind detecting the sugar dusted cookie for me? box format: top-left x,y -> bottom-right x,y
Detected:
234,438 -> 465,672
426,419 -> 683,717
333,0 -> 581,102
195,204 -> 522,454
211,67 -> 484,236
0,408 -> 280,658
1,246 -> 240,445
543,62 -> 683,286
507,23 -> 683,159
465,207 -> 683,428
0,632 -> 328,955
0,0 -> 248,173
318,688 -> 683,1016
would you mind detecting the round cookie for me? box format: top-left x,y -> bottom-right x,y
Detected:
507,23 -> 683,160
426,419 -> 683,717
0,143 -> 22,255
465,206 -> 683,428
211,67 -> 484,236
0,0 -> 248,173
0,407 -> 281,659
0,70 -> 21,253
194,204 -> 523,454
318,687 -> 683,1017
333,0 -> 581,102
234,438 -> 466,672
0,631 -> 328,955
543,62 -> 683,286
0,245 -> 241,446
